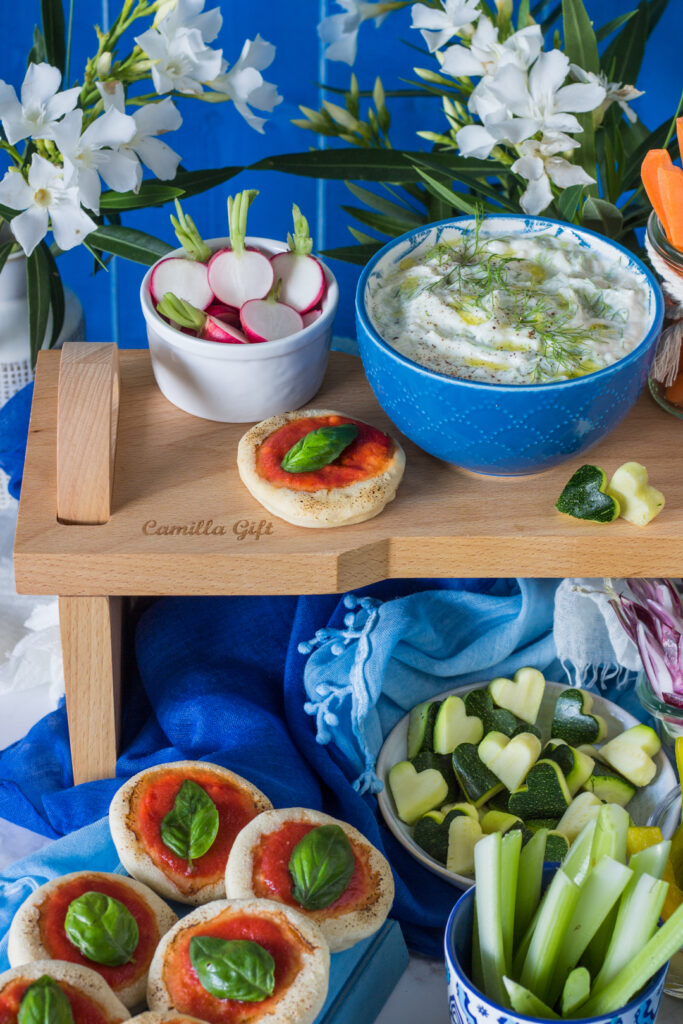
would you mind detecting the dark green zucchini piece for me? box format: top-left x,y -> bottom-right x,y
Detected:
526,817 -> 561,833
551,689 -> 608,746
512,722 -> 541,740
451,744 -> 504,808
508,759 -> 572,820
413,808 -> 465,864
582,760 -> 636,807
407,700 -> 441,759
544,830 -> 570,863
464,689 -> 518,737
555,464 -> 620,523
542,739 -> 595,795
412,751 -> 459,803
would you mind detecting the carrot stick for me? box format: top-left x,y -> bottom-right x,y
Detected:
642,149 -> 674,237
657,164 -> 683,250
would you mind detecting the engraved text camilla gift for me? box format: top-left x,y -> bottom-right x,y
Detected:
142,519 -> 274,540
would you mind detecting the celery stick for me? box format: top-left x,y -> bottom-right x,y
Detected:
579,900 -> 683,1016
562,817 -> 597,885
547,856 -> 632,1006
500,828 -> 522,972
590,804 -> 629,865
474,831 -> 507,1007
503,977 -> 559,1019
519,868 -> 580,1003
514,828 -> 547,944
561,967 -> 590,1016
629,840 -> 672,880
512,904 -> 540,978
591,872 -> 668,995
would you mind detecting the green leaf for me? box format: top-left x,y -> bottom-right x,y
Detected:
345,182 -> 421,225
99,182 -> 184,211
0,240 -> 14,278
415,169 -> 479,216
646,0 -> 670,38
18,978 -> 74,1024
41,0 -> 66,75
412,156 -> 521,212
562,0 -> 599,73
27,25 -> 47,66
26,244 -> 51,369
281,424 -> 358,474
517,0 -> 531,28
621,115 -> 672,190
341,205 -> 418,238
190,937 -> 275,1002
556,184 -> 585,221
321,242 -> 382,265
64,892 -> 139,967
85,225 -> 173,265
170,166 -> 242,198
595,10 -> 636,43
288,824 -> 355,910
252,149 -> 504,183
582,197 -> 624,238
42,242 -> 64,347
600,1 -> 648,84
160,779 -> 219,866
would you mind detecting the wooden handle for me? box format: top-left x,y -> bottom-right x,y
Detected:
57,342 -> 120,525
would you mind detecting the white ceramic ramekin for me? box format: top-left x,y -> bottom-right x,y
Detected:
140,236 -> 339,422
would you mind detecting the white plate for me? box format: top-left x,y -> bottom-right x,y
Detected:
376,680 -> 676,888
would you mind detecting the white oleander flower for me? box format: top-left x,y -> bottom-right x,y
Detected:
135,0 -> 223,94
0,155 -> 96,256
0,62 -> 79,145
570,64 -> 644,124
208,35 -> 282,133
442,17 -> 542,81
318,1 -> 397,66
511,133 -> 594,215
51,108 -> 139,214
411,0 -> 480,54
98,82 -> 183,180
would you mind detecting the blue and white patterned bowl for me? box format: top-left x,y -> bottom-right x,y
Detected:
355,215 -> 664,475
444,873 -> 668,1024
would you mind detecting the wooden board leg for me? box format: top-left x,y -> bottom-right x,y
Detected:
59,596 -> 123,784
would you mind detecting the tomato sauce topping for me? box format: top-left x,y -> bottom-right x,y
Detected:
163,908 -> 310,1024
255,415 -> 394,492
37,875 -> 158,989
251,822 -> 377,917
132,767 -> 261,892
0,979 -> 112,1024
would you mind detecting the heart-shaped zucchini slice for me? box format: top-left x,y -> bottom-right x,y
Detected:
388,760 -> 448,825
508,759 -> 572,820
543,739 -> 595,796
582,760 -> 635,807
432,695 -> 484,754
451,743 -> 504,808
446,814 -> 483,875
599,724 -> 661,787
480,809 -> 524,835
464,689 -> 519,737
555,464 -> 620,523
489,667 -> 545,725
555,791 -> 603,841
479,731 -> 542,793
551,689 -> 607,746
607,461 -> 665,526
411,750 -> 459,803
407,699 -> 441,759
413,807 -> 468,864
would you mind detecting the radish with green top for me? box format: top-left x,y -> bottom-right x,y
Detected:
149,199 -> 214,309
208,190 -> 274,307
156,292 -> 249,344
240,282 -> 304,342
271,204 -> 326,314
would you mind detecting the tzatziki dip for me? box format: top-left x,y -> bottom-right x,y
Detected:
368,225 -> 650,385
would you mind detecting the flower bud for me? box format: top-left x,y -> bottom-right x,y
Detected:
96,52 -> 112,76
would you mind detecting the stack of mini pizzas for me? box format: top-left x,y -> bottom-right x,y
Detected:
2,760 -> 394,1024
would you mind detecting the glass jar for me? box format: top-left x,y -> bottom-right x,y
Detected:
635,671 -> 683,756
648,784 -> 683,998
646,212 -> 683,419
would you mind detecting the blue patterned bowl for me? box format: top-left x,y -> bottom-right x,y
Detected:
444,873 -> 668,1024
355,215 -> 664,475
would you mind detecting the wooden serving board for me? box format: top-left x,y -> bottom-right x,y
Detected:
14,347 -> 683,595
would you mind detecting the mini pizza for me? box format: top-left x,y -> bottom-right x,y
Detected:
128,1014 -> 207,1024
147,898 -> 329,1024
237,409 -> 405,528
7,871 -> 177,1010
225,808 -> 395,952
0,960 -> 130,1024
109,761 -> 273,906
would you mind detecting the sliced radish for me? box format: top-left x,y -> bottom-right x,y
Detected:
270,204 -> 325,314
150,258 -> 213,310
302,307 -> 322,327
207,189 -> 273,307
240,290 -> 304,343
155,292 -> 249,344
206,301 -> 241,327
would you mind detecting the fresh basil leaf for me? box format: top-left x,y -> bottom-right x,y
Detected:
64,891 -> 139,967
189,936 -> 275,1002
281,424 -> 358,474
160,779 -> 220,867
288,824 -> 355,910
18,977 -> 74,1024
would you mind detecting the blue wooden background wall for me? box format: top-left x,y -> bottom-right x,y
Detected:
0,1 -> 680,344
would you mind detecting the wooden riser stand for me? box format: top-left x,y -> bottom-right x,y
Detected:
14,343 -> 683,784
